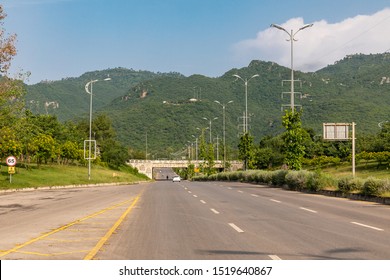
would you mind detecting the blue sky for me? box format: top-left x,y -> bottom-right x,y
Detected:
2,0 -> 390,84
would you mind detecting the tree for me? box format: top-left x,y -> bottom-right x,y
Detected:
0,9 -> 24,126
32,134 -> 57,165
100,139 -> 128,168
0,5 -> 17,74
281,110 -> 307,170
92,114 -> 116,141
238,132 -> 255,170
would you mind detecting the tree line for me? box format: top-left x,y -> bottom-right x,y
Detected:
237,109 -> 390,171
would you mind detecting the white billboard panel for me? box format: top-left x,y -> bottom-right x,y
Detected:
323,123 -> 350,140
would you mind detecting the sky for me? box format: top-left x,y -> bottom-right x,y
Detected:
2,0 -> 390,84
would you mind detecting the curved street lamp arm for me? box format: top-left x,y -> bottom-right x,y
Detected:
233,74 -> 245,83
293,23 -> 314,38
270,23 -> 290,37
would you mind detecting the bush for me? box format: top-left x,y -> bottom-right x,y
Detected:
362,177 -> 388,196
254,170 -> 272,184
285,170 -> 310,190
338,177 -> 364,193
306,171 -> 321,191
270,170 -> 288,186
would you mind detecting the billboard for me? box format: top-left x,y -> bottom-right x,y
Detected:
323,123 -> 350,140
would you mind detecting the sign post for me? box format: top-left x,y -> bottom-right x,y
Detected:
323,123 -> 356,177
6,156 -> 17,183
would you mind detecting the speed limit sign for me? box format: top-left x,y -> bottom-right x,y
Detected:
6,156 -> 17,167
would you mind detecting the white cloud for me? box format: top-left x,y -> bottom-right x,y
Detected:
233,8 -> 390,72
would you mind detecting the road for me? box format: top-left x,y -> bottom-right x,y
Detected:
0,180 -> 389,260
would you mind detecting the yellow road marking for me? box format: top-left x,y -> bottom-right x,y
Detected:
84,193 -> 142,260
17,250 -> 89,257
0,197 -> 136,258
45,237 -> 98,243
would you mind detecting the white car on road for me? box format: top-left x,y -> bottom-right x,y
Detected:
172,176 -> 181,182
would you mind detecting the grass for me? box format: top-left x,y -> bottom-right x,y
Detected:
0,163 -> 149,190
319,161 -> 390,180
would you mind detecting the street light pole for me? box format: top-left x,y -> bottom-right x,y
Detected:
214,100 -> 233,171
84,77 -> 111,180
202,117 -> 218,143
270,23 -> 313,112
233,74 -> 259,133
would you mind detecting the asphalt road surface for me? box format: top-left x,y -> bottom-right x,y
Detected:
1,180 -> 389,260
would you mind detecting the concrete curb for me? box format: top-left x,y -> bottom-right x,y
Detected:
0,181 -> 148,194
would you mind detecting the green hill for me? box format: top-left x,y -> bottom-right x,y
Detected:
25,53 -> 390,157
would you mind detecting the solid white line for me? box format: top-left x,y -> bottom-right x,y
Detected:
193,195 -> 198,198
299,207 -> 317,213
228,223 -> 244,233
269,255 -> 282,260
200,200 -> 206,204
210,208 -> 220,214
351,222 -> 384,231
270,199 -> 281,203
251,194 -> 259,197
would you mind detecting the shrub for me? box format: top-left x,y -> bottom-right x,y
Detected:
338,177 -> 364,193
285,170 -> 310,190
253,170 -> 271,184
270,170 -> 288,186
216,172 -> 228,181
306,171 -> 321,191
362,177 -> 389,196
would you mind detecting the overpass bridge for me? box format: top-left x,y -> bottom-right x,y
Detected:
127,160 -> 243,179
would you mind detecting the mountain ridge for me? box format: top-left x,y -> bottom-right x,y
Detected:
24,53 -> 390,155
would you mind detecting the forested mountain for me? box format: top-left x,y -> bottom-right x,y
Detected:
25,53 -> 390,157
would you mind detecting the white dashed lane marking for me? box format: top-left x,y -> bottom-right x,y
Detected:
228,223 -> 244,233
351,222 -> 384,232
299,207 -> 317,213
269,255 -> 282,260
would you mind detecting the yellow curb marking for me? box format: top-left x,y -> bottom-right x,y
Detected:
84,193 -> 142,260
0,197 -> 137,258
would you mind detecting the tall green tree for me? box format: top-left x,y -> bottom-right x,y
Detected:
281,110 -> 307,170
238,132 -> 255,170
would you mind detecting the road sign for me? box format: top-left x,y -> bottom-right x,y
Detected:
6,156 -> 17,167
8,167 -> 15,174
323,123 -> 350,140
323,122 -> 356,177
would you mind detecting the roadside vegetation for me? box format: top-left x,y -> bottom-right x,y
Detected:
193,164 -> 390,199
0,163 -> 148,190
191,109 -> 390,201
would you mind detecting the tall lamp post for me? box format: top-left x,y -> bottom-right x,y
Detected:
84,77 -> 111,180
214,100 -> 233,171
202,117 -> 218,143
232,74 -> 259,133
270,23 -> 313,112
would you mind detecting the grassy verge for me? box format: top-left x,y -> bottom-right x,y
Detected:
0,164 -> 149,190
320,161 -> 390,179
